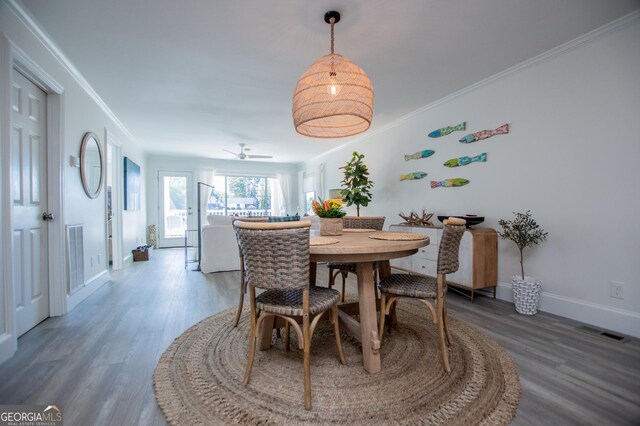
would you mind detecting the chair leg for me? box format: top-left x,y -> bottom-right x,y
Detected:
328,267 -> 336,289
234,269 -> 247,327
302,291 -> 312,410
443,299 -> 453,347
284,321 -> 290,351
390,302 -> 397,327
436,276 -> 451,373
378,293 -> 387,343
244,287 -> 259,385
331,306 -> 347,365
340,271 -> 348,302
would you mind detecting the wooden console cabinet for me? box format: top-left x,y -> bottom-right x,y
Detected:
388,224 -> 498,302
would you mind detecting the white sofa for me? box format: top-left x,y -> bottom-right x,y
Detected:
201,215 -> 240,273
200,215 -> 319,273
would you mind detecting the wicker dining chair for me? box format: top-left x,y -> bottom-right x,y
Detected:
378,220 -> 466,373
235,221 -> 347,410
327,216 -> 385,301
231,217 -> 269,327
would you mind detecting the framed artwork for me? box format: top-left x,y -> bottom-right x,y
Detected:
124,157 -> 140,211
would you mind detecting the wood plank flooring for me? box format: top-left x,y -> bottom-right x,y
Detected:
0,248 -> 638,425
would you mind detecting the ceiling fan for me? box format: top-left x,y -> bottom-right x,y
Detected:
223,143 -> 273,160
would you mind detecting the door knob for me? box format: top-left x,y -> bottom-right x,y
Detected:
42,212 -> 54,221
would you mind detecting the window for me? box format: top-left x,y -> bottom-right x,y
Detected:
304,191 -> 316,215
208,175 -> 274,217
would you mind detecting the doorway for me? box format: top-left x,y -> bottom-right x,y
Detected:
11,69 -> 50,336
158,171 -> 193,247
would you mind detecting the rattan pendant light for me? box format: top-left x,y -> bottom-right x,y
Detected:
293,11 -> 374,138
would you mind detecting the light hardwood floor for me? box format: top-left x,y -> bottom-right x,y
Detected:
0,248 -> 638,425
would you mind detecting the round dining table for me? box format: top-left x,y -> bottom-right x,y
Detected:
311,230 -> 429,373
258,229 -> 430,374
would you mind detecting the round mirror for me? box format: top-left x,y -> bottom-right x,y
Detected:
80,132 -> 104,199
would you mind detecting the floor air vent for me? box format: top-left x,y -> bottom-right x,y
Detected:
577,325 -> 629,343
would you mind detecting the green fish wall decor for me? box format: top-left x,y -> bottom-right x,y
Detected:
428,122 -> 466,138
443,152 -> 487,168
404,150 -> 435,161
430,178 -> 469,188
400,172 -> 428,181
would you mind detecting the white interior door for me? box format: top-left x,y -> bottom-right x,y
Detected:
11,70 -> 49,336
158,171 -> 193,247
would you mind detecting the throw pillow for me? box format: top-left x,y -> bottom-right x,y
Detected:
268,214 -> 300,222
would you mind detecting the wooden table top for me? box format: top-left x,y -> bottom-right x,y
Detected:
309,230 -> 430,262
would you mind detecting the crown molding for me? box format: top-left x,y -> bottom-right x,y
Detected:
302,8 -> 640,165
5,0 -> 139,145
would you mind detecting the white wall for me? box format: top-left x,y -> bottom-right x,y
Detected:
301,17 -> 640,337
146,155 -> 299,235
0,2 -> 147,363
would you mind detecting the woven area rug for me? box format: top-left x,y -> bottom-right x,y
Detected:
154,302 -> 520,425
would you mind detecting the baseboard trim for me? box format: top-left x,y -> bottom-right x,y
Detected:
0,332 -> 17,365
496,282 -> 640,339
67,270 -> 109,312
123,254 -> 133,266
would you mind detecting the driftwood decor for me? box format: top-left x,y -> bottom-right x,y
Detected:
399,210 -> 434,226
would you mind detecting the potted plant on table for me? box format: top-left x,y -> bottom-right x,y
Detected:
312,198 -> 346,236
340,152 -> 374,217
498,210 -> 548,315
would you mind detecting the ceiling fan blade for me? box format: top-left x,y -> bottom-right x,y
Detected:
223,149 -> 239,156
247,154 -> 273,159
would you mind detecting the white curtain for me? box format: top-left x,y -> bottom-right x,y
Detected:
271,178 -> 284,216
196,169 -> 215,226
297,170 -> 305,214
277,173 -> 292,215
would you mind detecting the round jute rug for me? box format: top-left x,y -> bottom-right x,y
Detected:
154,302 -> 520,425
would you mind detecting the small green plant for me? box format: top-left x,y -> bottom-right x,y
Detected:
498,211 -> 548,280
340,151 -> 374,216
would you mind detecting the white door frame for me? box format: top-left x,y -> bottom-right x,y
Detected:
0,37 -> 65,363
105,129 -> 123,270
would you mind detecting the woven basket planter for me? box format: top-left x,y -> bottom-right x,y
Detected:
320,218 -> 343,236
512,277 -> 542,315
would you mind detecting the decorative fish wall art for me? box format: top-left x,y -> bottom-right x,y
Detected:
400,172 -> 428,181
428,122 -> 466,138
430,178 -> 470,188
443,152 -> 487,168
459,123 -> 509,144
404,150 -> 435,161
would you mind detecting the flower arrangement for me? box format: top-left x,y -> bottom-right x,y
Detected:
312,198 -> 346,219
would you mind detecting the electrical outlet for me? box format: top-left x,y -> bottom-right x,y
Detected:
610,281 -> 624,299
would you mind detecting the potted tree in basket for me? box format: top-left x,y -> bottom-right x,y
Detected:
498,210 -> 548,315
312,198 -> 346,236
340,152 -> 374,217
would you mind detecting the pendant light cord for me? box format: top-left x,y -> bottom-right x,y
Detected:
330,17 -> 335,54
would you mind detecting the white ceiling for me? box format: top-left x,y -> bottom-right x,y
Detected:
19,0 -> 639,163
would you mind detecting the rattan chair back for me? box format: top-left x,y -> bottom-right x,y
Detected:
437,224 -> 466,275
232,217 -> 268,255
236,225 -> 310,290
342,216 -> 385,230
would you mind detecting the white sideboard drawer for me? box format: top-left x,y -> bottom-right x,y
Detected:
412,257 -> 437,277
390,256 -> 412,271
416,244 -> 438,261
